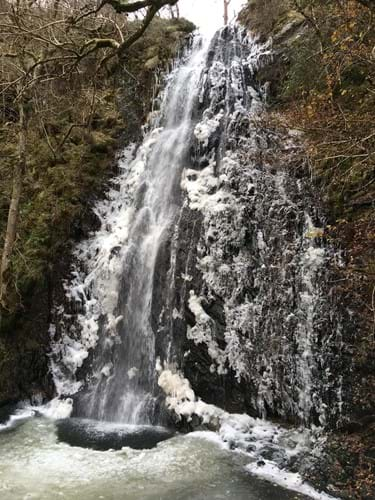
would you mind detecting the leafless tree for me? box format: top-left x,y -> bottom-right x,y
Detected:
224,0 -> 232,25
0,0 -> 178,314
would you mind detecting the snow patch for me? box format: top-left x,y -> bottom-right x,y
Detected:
187,291 -> 228,375
247,461 -> 336,500
194,110 -> 224,147
158,369 -> 336,500
127,367 -> 139,380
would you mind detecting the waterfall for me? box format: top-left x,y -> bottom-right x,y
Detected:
51,35 -> 213,424
50,26 -> 345,429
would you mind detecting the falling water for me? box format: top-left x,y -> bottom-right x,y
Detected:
51,35 -> 214,424
50,26 -> 345,431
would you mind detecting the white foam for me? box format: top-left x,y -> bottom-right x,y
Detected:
0,408 -> 35,432
30,398 -> 73,420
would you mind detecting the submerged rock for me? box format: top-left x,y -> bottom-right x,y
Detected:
56,418 -> 174,451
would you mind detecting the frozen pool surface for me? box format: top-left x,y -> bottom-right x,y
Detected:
0,416 -> 312,500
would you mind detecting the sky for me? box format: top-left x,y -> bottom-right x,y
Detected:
178,0 -> 246,35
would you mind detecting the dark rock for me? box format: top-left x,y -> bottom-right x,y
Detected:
56,418 -> 175,451
0,401 -> 17,425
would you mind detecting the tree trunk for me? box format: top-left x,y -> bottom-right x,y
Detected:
0,97 -> 26,312
224,0 -> 231,25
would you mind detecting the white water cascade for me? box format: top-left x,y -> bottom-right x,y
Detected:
51,35 -> 214,423
51,26 -> 345,431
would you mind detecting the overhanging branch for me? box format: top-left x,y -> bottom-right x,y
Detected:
105,0 -> 178,15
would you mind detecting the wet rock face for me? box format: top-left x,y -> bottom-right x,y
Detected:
0,283 -> 54,408
0,402 -> 18,424
152,27 -> 350,429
